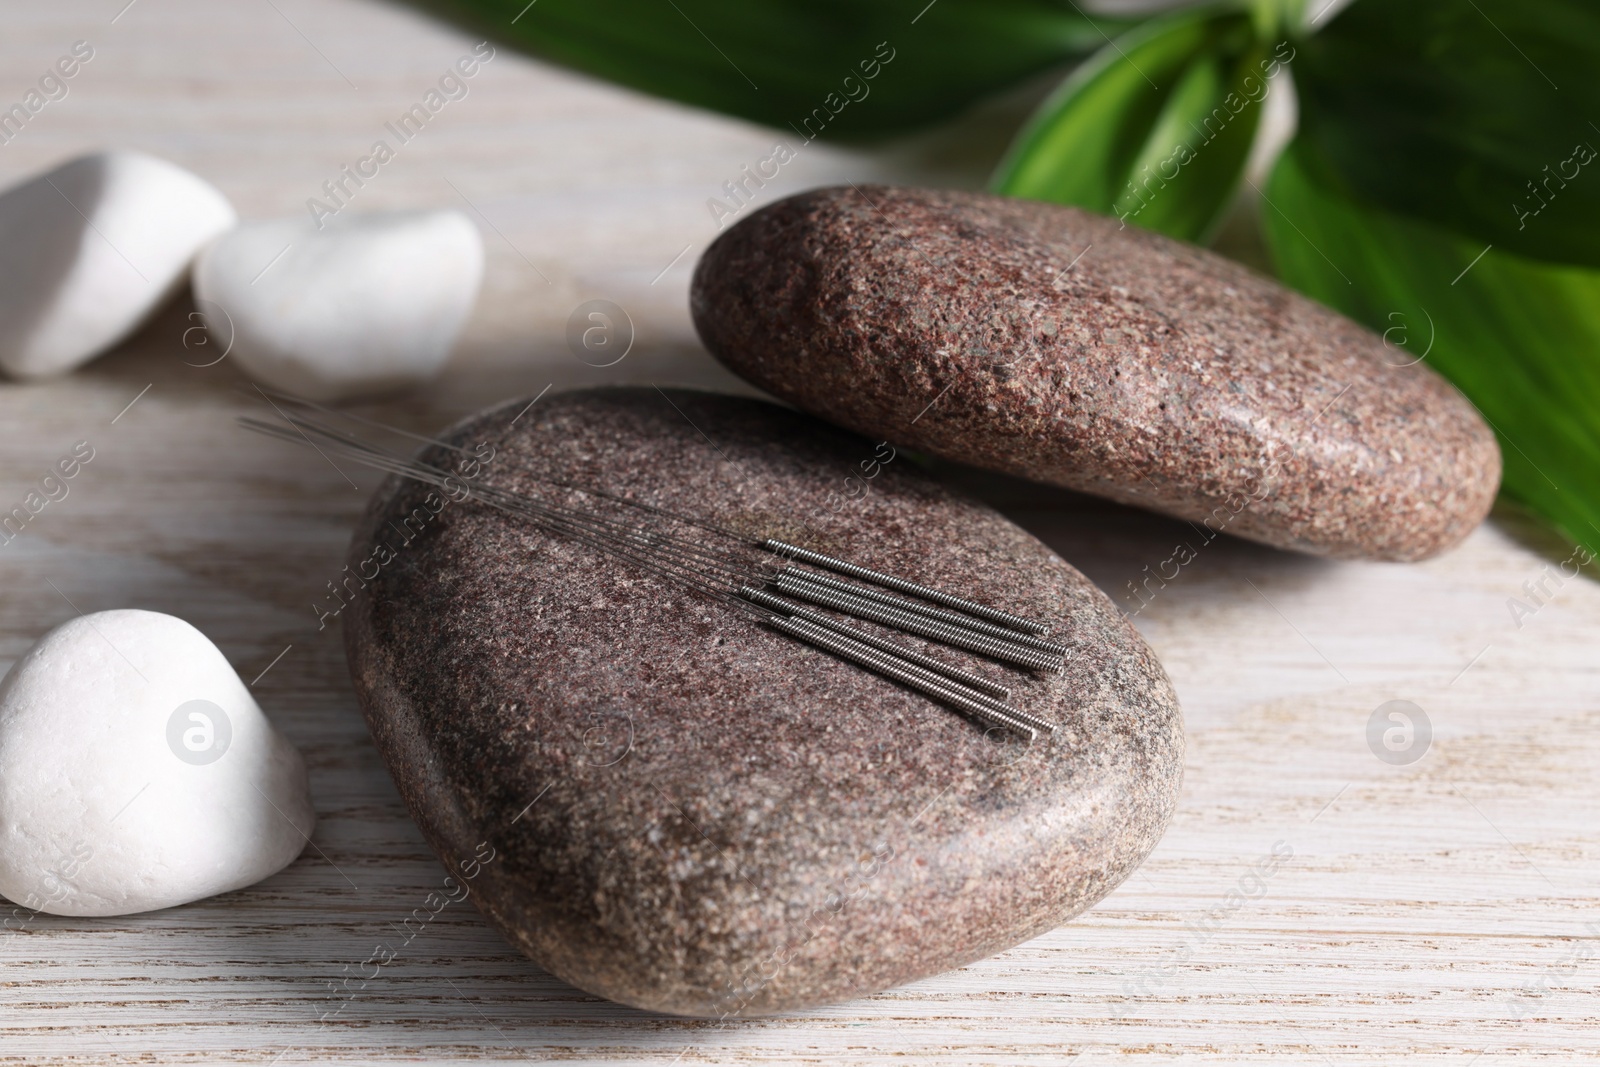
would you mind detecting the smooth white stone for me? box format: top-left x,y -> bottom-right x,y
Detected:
0,151 -> 237,379
0,610 -> 315,916
194,210 -> 484,400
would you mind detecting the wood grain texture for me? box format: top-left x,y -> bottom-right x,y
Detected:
1,0 -> 1597,1062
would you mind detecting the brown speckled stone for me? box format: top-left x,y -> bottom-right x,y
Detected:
690,184 -> 1500,561
343,387 -> 1181,1017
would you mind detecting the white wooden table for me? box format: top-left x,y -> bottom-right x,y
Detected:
2,1 -> 1597,1062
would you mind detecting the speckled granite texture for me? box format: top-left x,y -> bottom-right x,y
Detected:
690,185 -> 1501,561
343,387 -> 1182,1017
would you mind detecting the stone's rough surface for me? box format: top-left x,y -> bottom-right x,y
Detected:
0,151 -> 237,379
690,185 -> 1501,561
0,610 -> 314,916
194,209 -> 483,400
344,387 -> 1182,1017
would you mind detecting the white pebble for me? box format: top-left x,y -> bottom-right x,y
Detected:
194,210 -> 484,400
0,610 -> 315,916
0,151 -> 237,379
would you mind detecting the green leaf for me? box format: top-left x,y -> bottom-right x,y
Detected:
1111,43 -> 1267,241
991,7 -> 1287,243
991,9 -> 1217,215
1294,0 -> 1600,268
1261,140 -> 1600,556
403,0 -> 1136,138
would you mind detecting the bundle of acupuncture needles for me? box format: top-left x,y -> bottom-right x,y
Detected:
239,394 -> 1066,741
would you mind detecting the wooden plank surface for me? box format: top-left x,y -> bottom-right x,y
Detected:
2,0 -> 1597,1062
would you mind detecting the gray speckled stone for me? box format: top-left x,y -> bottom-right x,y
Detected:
344,387 -> 1181,1017
690,185 -> 1501,562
